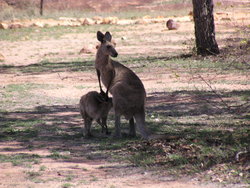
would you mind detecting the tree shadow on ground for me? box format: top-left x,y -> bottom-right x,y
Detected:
0,53 -> 195,76
0,54 -> 192,75
1,105 -> 88,159
147,90 -> 250,118
0,60 -> 94,75
0,89 -> 249,170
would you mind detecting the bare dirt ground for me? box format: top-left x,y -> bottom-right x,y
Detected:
0,7 -> 250,188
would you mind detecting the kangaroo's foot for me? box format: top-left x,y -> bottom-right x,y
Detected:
114,115 -> 121,138
128,131 -> 136,137
128,118 -> 136,137
113,131 -> 122,138
84,132 -> 93,138
105,130 -> 111,135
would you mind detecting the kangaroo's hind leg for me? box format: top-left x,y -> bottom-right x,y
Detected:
129,117 -> 136,137
114,114 -> 121,138
134,109 -> 149,140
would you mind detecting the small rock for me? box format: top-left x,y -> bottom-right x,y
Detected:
9,23 -> 23,29
0,22 -> 9,29
78,18 -> 86,23
59,151 -> 70,156
135,19 -> 149,24
166,19 -> 180,30
42,19 -> 59,27
142,171 -> 147,175
155,118 -> 160,122
82,18 -> 95,25
143,15 -> 151,19
59,17 -> 77,22
117,19 -> 136,25
102,17 -> 118,24
92,16 -> 103,21
32,21 -> 44,28
79,45 -> 95,54
156,16 -> 164,19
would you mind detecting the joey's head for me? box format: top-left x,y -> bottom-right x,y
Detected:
97,91 -> 113,109
97,31 -> 118,58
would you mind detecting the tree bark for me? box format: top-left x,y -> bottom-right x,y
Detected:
40,0 -> 44,16
192,0 -> 220,56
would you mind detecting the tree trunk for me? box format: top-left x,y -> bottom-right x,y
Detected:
40,0 -> 44,16
192,0 -> 220,56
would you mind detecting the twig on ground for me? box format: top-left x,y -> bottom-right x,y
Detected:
197,74 -> 232,111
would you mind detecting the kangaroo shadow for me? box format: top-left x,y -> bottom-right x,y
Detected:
0,104 -> 103,161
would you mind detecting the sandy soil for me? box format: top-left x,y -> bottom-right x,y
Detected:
0,9 -> 249,188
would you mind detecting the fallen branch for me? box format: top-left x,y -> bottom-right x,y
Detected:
197,74 -> 232,111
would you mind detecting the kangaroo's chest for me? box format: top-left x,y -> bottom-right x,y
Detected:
100,65 -> 114,88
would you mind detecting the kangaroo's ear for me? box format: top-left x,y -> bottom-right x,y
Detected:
104,32 -> 112,42
97,31 -> 105,43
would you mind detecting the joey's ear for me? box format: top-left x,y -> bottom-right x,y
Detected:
104,31 -> 112,42
97,31 -> 105,42
96,95 -> 104,103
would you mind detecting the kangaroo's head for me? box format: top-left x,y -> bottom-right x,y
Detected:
97,31 -> 118,58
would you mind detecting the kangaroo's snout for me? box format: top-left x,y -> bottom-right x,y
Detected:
109,44 -> 118,57
112,51 -> 118,57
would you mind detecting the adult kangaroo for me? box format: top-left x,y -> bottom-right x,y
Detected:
95,31 -> 149,139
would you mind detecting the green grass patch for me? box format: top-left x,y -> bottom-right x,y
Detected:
62,183 -> 74,188
0,26 -> 81,41
47,151 -> 71,160
0,24 -> 130,41
119,55 -> 250,74
26,171 -> 42,178
0,59 -> 94,74
39,165 -> 47,171
0,153 -> 41,166
128,152 -> 155,167
0,83 -> 75,110
74,85 -> 93,90
0,118 -> 43,141
0,2 -> 190,21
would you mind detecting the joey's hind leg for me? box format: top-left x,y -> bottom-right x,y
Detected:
96,119 -> 104,133
101,117 -> 110,135
97,117 -> 110,135
84,117 -> 93,137
129,118 -> 136,137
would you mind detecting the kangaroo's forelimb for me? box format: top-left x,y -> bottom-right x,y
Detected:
96,69 -> 105,94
